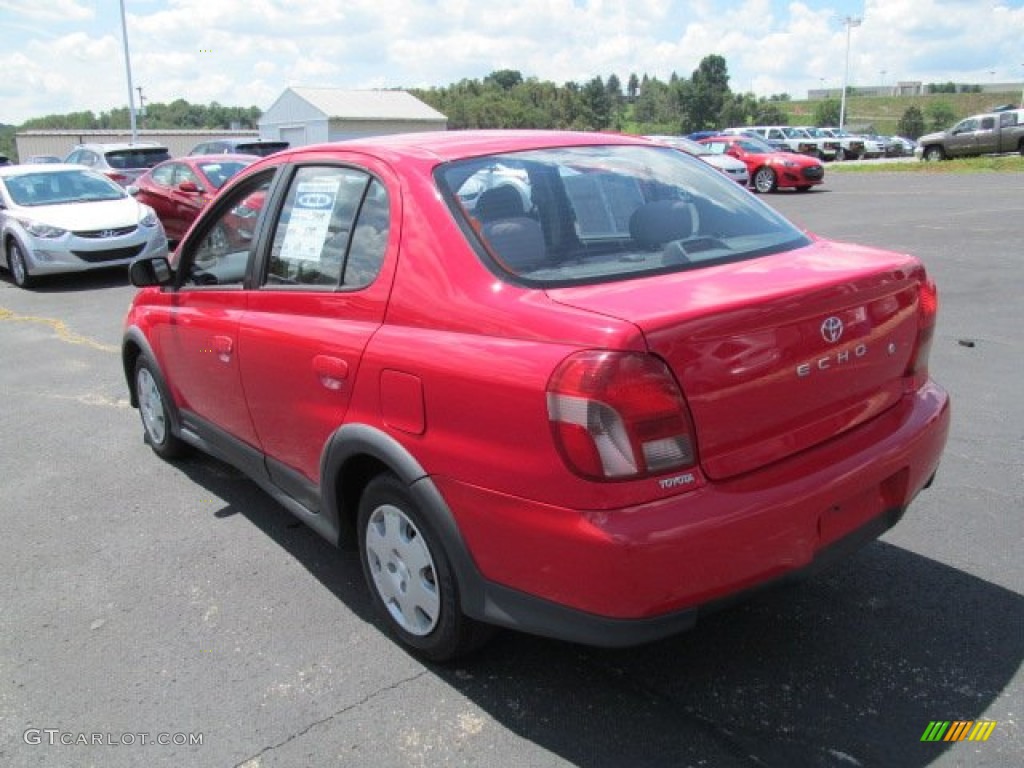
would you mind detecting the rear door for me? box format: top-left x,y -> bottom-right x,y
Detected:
237,158 -> 399,497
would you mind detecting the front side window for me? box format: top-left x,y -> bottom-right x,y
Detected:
439,144 -> 809,286
178,172 -> 274,288
265,166 -> 389,290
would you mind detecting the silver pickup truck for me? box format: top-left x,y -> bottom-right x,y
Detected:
916,109 -> 1024,161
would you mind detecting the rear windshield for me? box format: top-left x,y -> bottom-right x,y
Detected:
105,148 -> 171,169
236,142 -> 289,157
438,144 -> 809,286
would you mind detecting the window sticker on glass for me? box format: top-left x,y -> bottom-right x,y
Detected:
279,178 -> 342,263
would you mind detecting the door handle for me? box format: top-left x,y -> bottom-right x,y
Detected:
313,355 -> 349,391
213,335 -> 233,363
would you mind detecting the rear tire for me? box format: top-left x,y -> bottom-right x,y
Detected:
358,473 -> 492,662
134,356 -> 189,459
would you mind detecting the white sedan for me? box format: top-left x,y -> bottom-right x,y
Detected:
0,164 -> 167,288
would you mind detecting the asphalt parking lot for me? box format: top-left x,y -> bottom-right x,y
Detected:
1,171 -> 1021,768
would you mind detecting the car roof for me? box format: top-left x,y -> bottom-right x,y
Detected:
283,129 -> 651,164
71,142 -> 169,152
172,153 -> 260,163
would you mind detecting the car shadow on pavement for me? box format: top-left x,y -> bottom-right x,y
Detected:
1,266 -> 131,293
437,541 -> 1022,767
165,454 -> 1021,767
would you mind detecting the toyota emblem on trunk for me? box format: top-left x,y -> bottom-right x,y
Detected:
821,316 -> 844,343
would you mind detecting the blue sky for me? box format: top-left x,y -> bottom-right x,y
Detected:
1,0 -> 1022,124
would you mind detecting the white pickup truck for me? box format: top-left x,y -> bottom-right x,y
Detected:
729,126 -> 840,161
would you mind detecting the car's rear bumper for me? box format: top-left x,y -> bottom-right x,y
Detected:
439,380 -> 949,647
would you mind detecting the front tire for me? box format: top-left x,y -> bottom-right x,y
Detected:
134,356 -> 189,459
358,473 -> 491,662
753,167 -> 777,194
7,241 -> 34,288
923,146 -> 945,162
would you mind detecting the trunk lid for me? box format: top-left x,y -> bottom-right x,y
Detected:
546,240 -> 928,480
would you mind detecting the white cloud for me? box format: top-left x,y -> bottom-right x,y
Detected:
0,0 -> 1022,126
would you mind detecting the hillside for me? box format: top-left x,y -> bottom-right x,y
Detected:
780,90 -> 1022,135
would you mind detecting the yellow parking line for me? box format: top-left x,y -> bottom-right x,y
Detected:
0,307 -> 118,353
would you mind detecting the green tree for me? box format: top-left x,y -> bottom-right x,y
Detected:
926,101 -> 957,131
484,69 -> 523,91
684,54 -> 731,132
579,76 -> 612,130
626,73 -> 640,102
754,100 -> 789,125
896,105 -> 925,139
814,99 -> 841,127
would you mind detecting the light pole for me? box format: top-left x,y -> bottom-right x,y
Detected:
839,15 -> 862,131
119,0 -> 138,143
137,86 -> 147,130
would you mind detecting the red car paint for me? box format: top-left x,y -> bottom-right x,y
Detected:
700,134 -> 825,192
131,154 -> 256,242
123,130 -> 948,658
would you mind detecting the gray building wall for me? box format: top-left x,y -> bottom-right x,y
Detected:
15,130 -> 259,162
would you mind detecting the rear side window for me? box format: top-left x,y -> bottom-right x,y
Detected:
238,142 -> 289,157
266,166 -> 388,290
439,144 -> 809,286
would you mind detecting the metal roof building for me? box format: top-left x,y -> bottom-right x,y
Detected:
258,87 -> 447,147
14,129 -> 260,162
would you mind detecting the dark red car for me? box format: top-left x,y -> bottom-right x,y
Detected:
699,134 -> 825,193
123,131 -> 949,660
130,154 -> 256,243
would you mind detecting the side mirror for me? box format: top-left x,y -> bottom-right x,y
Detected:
178,180 -> 202,194
130,256 -> 174,287
126,185 -> 139,196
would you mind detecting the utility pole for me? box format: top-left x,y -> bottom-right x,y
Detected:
119,0 -> 138,143
839,16 -> 862,132
137,86 -> 147,130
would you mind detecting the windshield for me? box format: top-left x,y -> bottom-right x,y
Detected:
2,170 -> 125,206
438,144 -> 809,286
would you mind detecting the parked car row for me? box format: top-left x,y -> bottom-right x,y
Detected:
648,133 -> 825,193
0,139 -> 291,287
688,128 -> 916,161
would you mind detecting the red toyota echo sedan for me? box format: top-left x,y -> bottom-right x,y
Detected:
122,130 -> 950,660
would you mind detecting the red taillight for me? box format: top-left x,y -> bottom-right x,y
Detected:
547,351 -> 697,480
105,171 -> 129,185
905,277 -> 938,390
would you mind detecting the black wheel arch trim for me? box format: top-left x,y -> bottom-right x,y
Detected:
319,423 -> 491,618
122,328 -> 180,440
